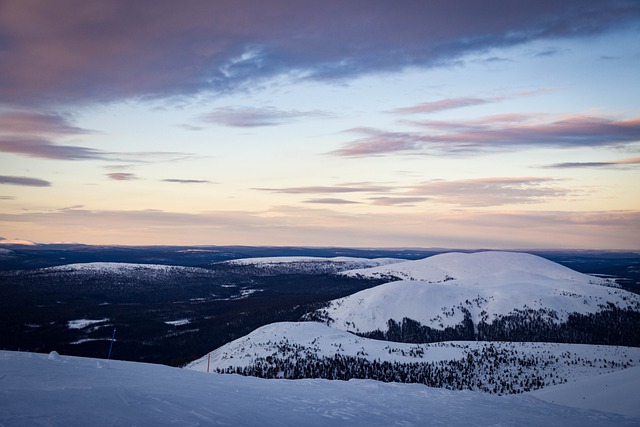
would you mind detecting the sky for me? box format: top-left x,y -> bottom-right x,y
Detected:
0,0 -> 639,249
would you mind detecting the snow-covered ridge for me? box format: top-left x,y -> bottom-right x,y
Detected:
187,321 -> 640,396
40,262 -> 213,274
221,256 -> 406,274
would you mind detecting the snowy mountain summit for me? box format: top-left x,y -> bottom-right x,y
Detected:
311,251 -> 640,344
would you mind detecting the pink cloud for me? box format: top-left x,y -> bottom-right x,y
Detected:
106,173 -> 137,181
0,111 -> 90,135
254,183 -> 395,194
389,97 -> 494,114
303,198 -> 360,205
331,114 -> 640,156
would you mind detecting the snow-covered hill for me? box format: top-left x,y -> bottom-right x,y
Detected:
341,251 -> 614,285
220,256 -> 406,274
187,321 -> 640,395
313,252 -> 640,342
1,350 -> 638,426
41,262 -> 214,275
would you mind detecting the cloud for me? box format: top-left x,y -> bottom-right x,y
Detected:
0,111 -> 108,160
255,177 -> 575,207
368,197 -> 429,206
201,106 -> 328,127
0,175 -> 51,187
254,183 -> 395,194
0,113 -> 195,161
388,97 -> 495,115
161,179 -> 213,184
303,198 -> 360,205
387,89 -> 556,115
328,128 -> 424,157
0,111 -> 91,135
0,136 -> 109,160
331,114 -> 640,157
408,177 -> 573,207
1,1 -> 638,106
106,173 -> 137,181
542,157 -> 640,169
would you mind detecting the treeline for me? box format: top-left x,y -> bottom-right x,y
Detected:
216,342 -> 633,394
357,306 -> 640,347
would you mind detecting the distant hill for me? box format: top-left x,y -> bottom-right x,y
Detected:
308,252 -> 640,345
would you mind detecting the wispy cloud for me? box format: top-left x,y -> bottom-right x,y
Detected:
331,114 -> 640,157
0,175 -> 51,187
106,173 -> 137,181
388,89 -> 556,115
0,111 -> 91,135
255,177 -> 573,208
0,137 -> 109,160
0,111 -> 108,160
303,198 -> 360,205
161,179 -> 213,184
408,177 -> 573,207
0,112 -> 195,162
388,97 -> 495,115
254,183 -> 395,194
542,157 -> 640,169
201,106 -> 328,127
329,128 -> 423,157
1,1 -> 637,106
368,197 -> 429,206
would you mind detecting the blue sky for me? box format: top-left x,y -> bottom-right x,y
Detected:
0,1 -> 639,249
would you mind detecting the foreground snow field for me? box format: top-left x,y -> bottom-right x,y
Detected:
1,350 -> 638,426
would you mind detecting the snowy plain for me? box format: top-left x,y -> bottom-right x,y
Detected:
1,350 -> 638,427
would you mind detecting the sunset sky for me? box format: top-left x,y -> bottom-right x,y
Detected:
0,1 -> 639,249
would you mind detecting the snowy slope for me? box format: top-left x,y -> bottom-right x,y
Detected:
187,321 -> 640,394
530,365 -> 640,419
1,350 -> 637,427
316,251 -> 640,333
221,256 -> 406,274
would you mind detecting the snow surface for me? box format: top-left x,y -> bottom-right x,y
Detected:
319,251 -> 639,332
1,350 -> 637,426
165,319 -> 190,326
40,262 -> 213,274
67,318 -> 109,329
531,365 -> 640,418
